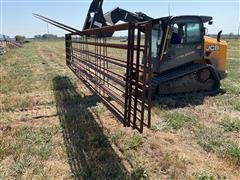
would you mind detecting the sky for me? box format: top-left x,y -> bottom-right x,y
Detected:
0,0 -> 239,38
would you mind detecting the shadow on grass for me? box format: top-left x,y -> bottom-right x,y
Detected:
53,76 -> 129,179
153,92 -> 222,109
153,96 -> 205,109
154,88 -> 226,109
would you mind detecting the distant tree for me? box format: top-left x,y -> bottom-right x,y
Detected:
42,34 -> 48,40
33,34 -> 61,40
37,34 -> 58,40
15,35 -> 26,42
34,35 -> 42,39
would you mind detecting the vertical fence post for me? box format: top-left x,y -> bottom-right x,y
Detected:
124,22 -> 135,127
65,34 -> 72,65
146,21 -> 152,128
132,25 -> 141,129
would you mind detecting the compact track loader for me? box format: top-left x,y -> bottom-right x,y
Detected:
33,0 -> 228,132
81,0 -> 228,97
34,0 -> 228,97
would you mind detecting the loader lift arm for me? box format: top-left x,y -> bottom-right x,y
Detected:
104,7 -> 153,25
82,0 -> 153,33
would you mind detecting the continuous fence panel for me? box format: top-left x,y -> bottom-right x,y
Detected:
65,22 -> 152,133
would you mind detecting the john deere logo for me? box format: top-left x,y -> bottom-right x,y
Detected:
207,45 -> 220,52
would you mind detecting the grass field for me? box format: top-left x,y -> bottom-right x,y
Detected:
0,39 -> 239,179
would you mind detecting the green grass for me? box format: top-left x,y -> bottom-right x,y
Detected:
126,133 -> 143,150
0,124 -> 66,177
0,139 -> 15,160
225,142 -> 240,164
196,127 -> 240,164
164,111 -> 199,130
220,117 -> 240,132
11,156 -> 32,175
15,127 -> 59,160
130,167 -> 149,180
110,130 -> 125,144
193,171 -> 216,180
0,41 -> 66,95
193,171 -> 228,180
196,128 -> 223,152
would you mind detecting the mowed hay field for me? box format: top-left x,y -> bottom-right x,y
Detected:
0,39 -> 239,179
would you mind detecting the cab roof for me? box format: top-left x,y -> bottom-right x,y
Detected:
153,15 -> 213,24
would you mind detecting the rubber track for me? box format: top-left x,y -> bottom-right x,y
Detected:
151,63 -> 220,98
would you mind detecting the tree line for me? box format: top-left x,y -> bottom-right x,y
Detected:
33,34 -> 64,40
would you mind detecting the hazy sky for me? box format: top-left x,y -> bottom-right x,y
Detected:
0,0 -> 239,38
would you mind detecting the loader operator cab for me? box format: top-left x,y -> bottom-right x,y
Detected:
151,16 -> 210,73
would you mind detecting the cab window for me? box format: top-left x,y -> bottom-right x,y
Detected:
170,22 -> 201,44
186,23 -> 201,43
151,23 -> 163,58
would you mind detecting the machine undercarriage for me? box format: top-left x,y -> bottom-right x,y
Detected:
152,63 -> 220,97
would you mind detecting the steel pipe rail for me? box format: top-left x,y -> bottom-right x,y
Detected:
65,21 -> 152,133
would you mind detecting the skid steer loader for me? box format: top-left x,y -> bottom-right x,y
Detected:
81,0 -> 228,96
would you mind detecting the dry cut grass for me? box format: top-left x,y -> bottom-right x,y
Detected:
0,39 -> 239,179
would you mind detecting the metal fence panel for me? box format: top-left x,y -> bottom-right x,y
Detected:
65,22 -> 152,133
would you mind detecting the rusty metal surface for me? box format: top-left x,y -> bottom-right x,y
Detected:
65,21 -> 152,133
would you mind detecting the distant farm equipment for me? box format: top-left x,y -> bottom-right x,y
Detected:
0,34 -> 23,54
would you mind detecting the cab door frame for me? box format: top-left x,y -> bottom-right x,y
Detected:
156,16 -> 205,74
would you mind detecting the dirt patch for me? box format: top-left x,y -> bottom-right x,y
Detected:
0,66 -> 7,76
43,160 -> 70,179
